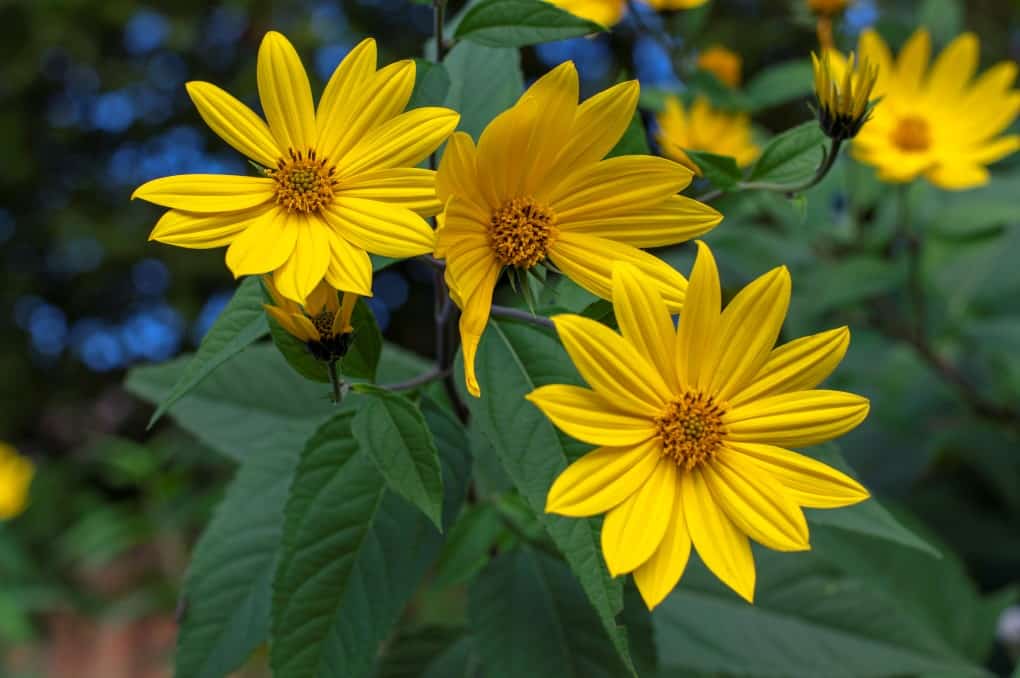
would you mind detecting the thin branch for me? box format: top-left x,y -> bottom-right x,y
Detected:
490,305 -> 555,330
381,367 -> 449,392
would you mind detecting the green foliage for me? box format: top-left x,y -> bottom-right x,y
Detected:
749,122 -> 827,185
686,150 -> 743,189
455,0 -> 605,47
745,60 -> 814,112
608,111 -> 652,157
443,41 -> 524,140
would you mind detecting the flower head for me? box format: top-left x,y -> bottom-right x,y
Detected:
655,96 -> 759,173
813,50 -> 879,140
133,33 -> 460,303
547,0 -> 707,27
435,62 -> 722,397
0,443 -> 33,521
526,244 -> 871,609
852,28 -> 1020,190
264,276 -> 357,362
698,45 -> 742,89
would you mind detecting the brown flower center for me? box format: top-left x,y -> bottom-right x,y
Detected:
891,116 -> 931,153
488,197 -> 557,269
654,392 -> 726,471
270,149 -> 337,213
311,308 -> 336,340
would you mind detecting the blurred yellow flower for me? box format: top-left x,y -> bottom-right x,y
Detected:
813,50 -> 878,140
548,0 -> 708,27
435,62 -> 721,397
0,443 -> 33,520
527,246 -> 870,609
853,28 -> 1020,190
264,277 -> 357,362
133,33 -> 459,304
656,96 -> 759,173
698,45 -> 742,88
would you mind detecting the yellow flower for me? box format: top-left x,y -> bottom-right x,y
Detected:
434,62 -> 722,397
527,245 -> 871,609
644,0 -> 710,10
264,276 -> 357,362
655,96 -> 759,173
0,443 -> 33,520
697,45 -> 742,88
133,33 -> 460,303
852,28 -> 1020,190
812,50 -> 878,140
547,0 -> 708,27
807,0 -> 851,15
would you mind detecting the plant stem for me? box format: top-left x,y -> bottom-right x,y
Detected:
433,0 -> 448,62
490,305 -> 556,330
382,366 -> 449,392
327,360 -> 343,403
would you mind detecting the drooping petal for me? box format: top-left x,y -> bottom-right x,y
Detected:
435,197 -> 489,258
526,385 -> 658,447
457,259 -> 501,397
681,468 -> 755,603
257,31 -> 316,152
729,326 -> 850,408
548,233 -> 688,311
225,209 -> 297,277
633,492 -> 692,610
323,230 -> 374,297
724,390 -> 870,448
546,80 -> 639,181
264,304 -> 316,342
725,441 -> 870,509
132,175 -> 275,212
149,207 -> 267,249
324,198 -> 435,258
338,107 -> 460,177
561,194 -> 722,247
611,262 -> 680,391
305,279 -> 339,316
336,292 -> 358,334
186,81 -> 281,167
337,168 -> 442,216
601,460 -> 678,576
273,216 -> 331,303
436,132 -> 487,213
545,438 -> 663,517
551,313 -> 673,414
676,241 -> 721,389
703,265 -> 791,401
704,450 -> 810,552
316,38 -> 378,151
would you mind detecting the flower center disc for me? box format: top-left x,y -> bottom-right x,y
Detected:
891,116 -> 931,153
655,392 -> 726,471
311,308 -> 335,339
488,197 -> 557,269
271,150 -> 336,213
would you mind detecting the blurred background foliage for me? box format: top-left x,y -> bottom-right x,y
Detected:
1,0 -> 1019,675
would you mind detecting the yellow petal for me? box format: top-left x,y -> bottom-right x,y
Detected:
132,175 -> 274,212
273,216 -> 331,303
0,452 -> 34,520
857,29 -> 894,97
186,81 -> 280,167
547,80 -> 639,180
562,194 -> 722,247
435,198 -> 489,258
632,494 -> 691,610
676,241 -> 721,389
730,327 -> 850,408
548,233 -> 687,311
257,31 -> 316,152
551,313 -> 673,415
317,38 -> 378,151
436,132 -> 487,213
149,208 -> 265,249
966,135 -> 1020,165
703,265 -> 791,401
323,230 -> 373,297
545,439 -> 663,517
457,259 -> 501,397
724,389 -> 870,448
305,279 -> 339,316
265,304 -> 315,342
225,209 -> 297,277
338,168 -> 442,217
336,292 -> 358,334
681,468 -> 755,602
705,450 -> 810,552
545,156 -> 693,220
324,198 -> 435,258
925,32 -> 978,101
474,100 -> 532,206
601,460 -> 678,576
526,384 -> 658,447
514,61 -> 579,194
925,162 -> 990,191
611,262 -> 679,391
339,107 -> 460,177
725,441 -> 870,509
895,28 -> 931,97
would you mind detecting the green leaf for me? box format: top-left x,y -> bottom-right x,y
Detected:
147,277 -> 268,428
374,625 -> 467,678
126,344 -> 336,462
409,60 -> 452,109
455,0 -> 604,47
607,111 -> 650,157
745,60 -> 814,112
352,385 -> 445,529
469,547 -> 632,678
271,410 -> 467,678
444,41 -> 524,140
421,396 -> 473,529
175,451 -> 296,678
918,0 -> 963,46
467,320 -> 636,676
653,551 -> 985,677
686,150 -> 743,190
749,121 -> 826,185
433,502 -> 509,589
796,256 -> 907,316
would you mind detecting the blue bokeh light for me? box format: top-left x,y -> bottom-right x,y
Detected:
192,291 -> 233,344
28,303 -> 69,357
844,0 -> 879,36
315,44 -> 352,82
124,10 -> 170,56
121,304 -> 184,362
132,258 -> 171,297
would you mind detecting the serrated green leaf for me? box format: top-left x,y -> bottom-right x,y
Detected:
444,41 -> 524,140
433,503 -> 509,589
148,277 -> 268,428
469,547 -> 632,678
455,0 -> 604,47
352,385 -> 445,529
749,121 -> 826,184
686,150 -> 743,190
745,60 -> 814,112
374,625 -> 467,678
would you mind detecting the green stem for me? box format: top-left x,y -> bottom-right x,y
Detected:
327,360 -> 343,404
490,305 -> 555,330
433,0 -> 448,62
